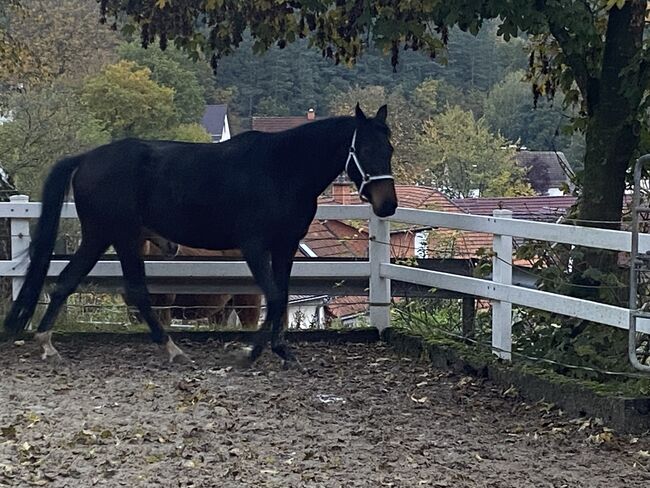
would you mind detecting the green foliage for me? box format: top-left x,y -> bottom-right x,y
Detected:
204,25 -> 525,121
484,72 -> 566,148
3,0 -> 118,86
81,60 -> 176,139
164,123 -> 211,143
482,70 -> 586,170
416,106 -> 534,198
0,82 -> 109,197
0,1 -> 31,84
255,96 -> 290,117
392,298 -> 470,338
98,0 -> 650,234
511,238 -> 640,376
118,43 -> 206,124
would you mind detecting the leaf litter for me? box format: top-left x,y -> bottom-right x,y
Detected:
0,340 -> 649,486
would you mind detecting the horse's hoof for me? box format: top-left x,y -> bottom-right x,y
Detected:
282,359 -> 308,374
247,343 -> 266,363
170,352 -> 193,365
164,338 -> 193,364
35,331 -> 62,362
41,350 -> 63,363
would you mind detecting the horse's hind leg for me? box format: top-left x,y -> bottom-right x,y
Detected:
240,247 -> 276,361
114,238 -> 189,363
34,237 -> 108,360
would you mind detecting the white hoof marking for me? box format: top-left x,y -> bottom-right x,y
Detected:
34,331 -> 61,361
165,338 -> 190,363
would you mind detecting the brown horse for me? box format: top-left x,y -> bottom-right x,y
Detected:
135,235 -> 262,330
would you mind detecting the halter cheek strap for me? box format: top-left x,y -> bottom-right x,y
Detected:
345,130 -> 394,201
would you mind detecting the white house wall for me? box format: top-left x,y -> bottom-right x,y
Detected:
221,115 -> 231,142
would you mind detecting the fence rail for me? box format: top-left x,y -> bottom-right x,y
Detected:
1,195 -> 647,362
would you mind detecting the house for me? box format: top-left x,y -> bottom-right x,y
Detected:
251,108 -> 317,132
296,177 -> 582,327
452,195 -> 577,222
515,150 -> 573,196
449,195 -> 578,266
200,104 -> 231,143
286,294 -> 329,329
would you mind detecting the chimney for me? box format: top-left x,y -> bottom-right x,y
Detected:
306,108 -> 316,120
331,175 -> 355,204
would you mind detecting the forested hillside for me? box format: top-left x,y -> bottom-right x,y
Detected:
0,2 -> 582,197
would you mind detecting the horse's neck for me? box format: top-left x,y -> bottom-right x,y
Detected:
280,118 -> 355,197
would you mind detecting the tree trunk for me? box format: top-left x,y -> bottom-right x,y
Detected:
561,2 -> 646,372
576,1 -> 645,270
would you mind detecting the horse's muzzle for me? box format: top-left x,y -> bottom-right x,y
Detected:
374,200 -> 397,218
366,180 -> 398,218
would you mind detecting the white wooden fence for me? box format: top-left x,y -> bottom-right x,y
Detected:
1,194 -> 649,361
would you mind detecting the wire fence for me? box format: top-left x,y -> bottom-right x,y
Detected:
393,307 -> 650,380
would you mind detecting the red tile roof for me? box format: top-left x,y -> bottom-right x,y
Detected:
326,296 -> 368,320
394,185 -> 463,213
429,229 -> 493,260
319,183 -> 462,211
251,115 -> 317,133
452,195 -> 576,222
302,220 -> 367,258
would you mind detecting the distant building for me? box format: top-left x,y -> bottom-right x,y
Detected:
200,104 -> 231,143
515,150 -> 573,196
251,108 -> 317,132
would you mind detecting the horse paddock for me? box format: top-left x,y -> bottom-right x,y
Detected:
1,338 -> 649,487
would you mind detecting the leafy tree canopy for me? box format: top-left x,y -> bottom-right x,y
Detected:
3,0 -> 118,86
483,70 -> 586,167
81,60 -> 177,139
416,106 -> 533,198
0,82 -> 109,196
98,0 -> 650,233
118,43 -> 206,124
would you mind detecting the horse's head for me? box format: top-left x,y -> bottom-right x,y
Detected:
346,103 -> 398,218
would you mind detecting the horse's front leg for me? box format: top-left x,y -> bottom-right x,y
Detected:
242,242 -> 301,366
268,243 -> 301,366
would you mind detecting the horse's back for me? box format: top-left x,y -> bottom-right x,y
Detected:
70,134 -> 315,250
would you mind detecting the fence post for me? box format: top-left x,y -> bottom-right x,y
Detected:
9,194 -> 31,301
492,209 -> 513,360
369,213 -> 391,333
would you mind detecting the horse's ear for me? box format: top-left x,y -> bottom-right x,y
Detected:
355,103 -> 367,121
375,104 -> 388,123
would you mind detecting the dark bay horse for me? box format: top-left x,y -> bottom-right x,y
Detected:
4,104 -> 397,364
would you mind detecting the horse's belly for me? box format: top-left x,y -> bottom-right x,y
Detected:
145,209 -> 239,250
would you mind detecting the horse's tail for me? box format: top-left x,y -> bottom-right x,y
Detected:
4,155 -> 82,334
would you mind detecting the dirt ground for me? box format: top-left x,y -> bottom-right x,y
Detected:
1,338 -> 649,487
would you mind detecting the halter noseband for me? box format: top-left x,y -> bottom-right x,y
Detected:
345,129 -> 394,201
